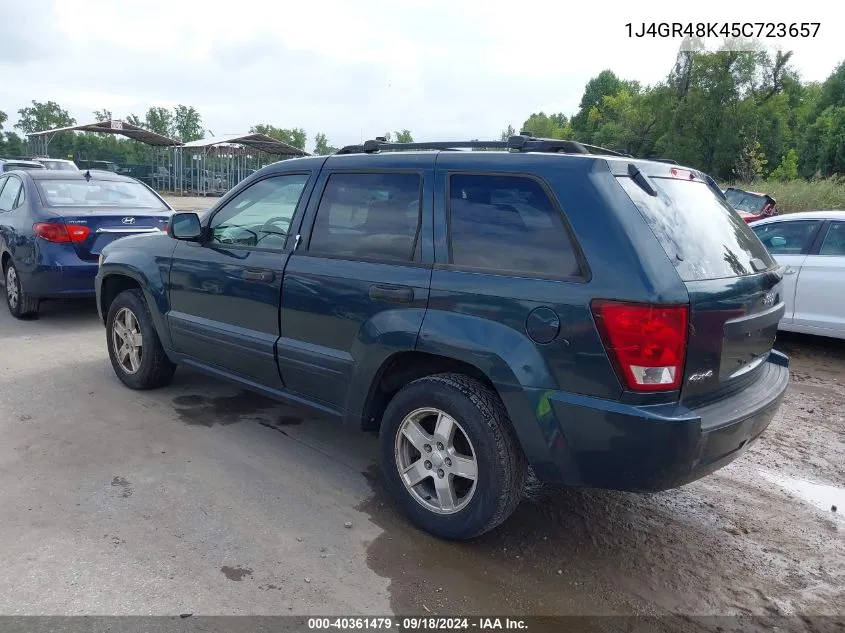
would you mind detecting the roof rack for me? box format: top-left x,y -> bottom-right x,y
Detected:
336,134 -> 628,157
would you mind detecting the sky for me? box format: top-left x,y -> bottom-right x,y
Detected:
0,0 -> 840,152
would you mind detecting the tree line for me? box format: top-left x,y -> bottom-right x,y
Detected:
1,44 -> 842,182
509,48 -> 844,182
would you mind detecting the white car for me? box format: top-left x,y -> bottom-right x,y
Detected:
750,210 -> 845,339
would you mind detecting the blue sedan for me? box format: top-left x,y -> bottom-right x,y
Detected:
0,169 -> 173,318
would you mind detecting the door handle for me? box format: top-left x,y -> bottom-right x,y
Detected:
369,284 -> 414,304
784,267 -> 797,275
242,269 -> 274,282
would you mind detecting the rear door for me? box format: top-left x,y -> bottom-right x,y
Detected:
277,155 -> 434,411
792,220 -> 845,334
617,168 -> 785,405
750,218 -> 824,322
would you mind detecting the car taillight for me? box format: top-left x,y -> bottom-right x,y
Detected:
591,300 -> 689,392
33,222 -> 91,243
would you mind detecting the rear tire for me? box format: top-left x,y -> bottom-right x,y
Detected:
4,261 -> 39,319
379,373 -> 527,540
106,289 -> 176,389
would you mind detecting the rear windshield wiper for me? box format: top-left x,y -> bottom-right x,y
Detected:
627,163 -> 657,196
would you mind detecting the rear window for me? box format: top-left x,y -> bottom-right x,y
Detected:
617,176 -> 775,281
36,179 -> 167,209
724,188 -> 769,213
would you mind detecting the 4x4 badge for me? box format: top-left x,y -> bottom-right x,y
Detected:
688,370 -> 714,382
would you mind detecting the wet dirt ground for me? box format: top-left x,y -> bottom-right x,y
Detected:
1,301 -> 842,628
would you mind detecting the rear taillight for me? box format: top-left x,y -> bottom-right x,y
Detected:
33,222 -> 91,243
591,300 -> 689,392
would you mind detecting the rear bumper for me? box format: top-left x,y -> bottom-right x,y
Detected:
21,262 -> 98,298
521,351 -> 789,491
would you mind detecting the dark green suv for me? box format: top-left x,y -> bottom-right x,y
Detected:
96,136 -> 789,539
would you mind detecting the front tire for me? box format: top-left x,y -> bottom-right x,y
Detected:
379,373 -> 527,540
106,289 -> 176,389
4,261 -> 39,319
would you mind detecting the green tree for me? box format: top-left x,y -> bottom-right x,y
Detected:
0,110 -> 6,130
500,124 -> 516,141
394,129 -> 414,143
173,105 -> 203,142
313,133 -> 337,155
769,149 -> 799,181
520,112 -> 571,139
144,107 -> 173,137
250,124 -> 307,150
125,114 -> 144,128
93,109 -> 113,122
15,100 -> 76,134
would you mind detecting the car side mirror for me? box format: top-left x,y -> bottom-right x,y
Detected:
168,212 -> 204,241
770,236 -> 787,247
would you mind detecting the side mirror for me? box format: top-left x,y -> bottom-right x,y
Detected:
770,236 -> 787,247
168,212 -> 203,241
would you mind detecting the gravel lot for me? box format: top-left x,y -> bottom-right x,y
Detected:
0,298 -> 842,626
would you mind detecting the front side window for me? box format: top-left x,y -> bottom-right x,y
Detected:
309,172 -> 421,261
752,221 -> 821,255
0,176 -> 22,212
819,221 -> 845,256
447,173 -> 581,277
210,174 -> 310,249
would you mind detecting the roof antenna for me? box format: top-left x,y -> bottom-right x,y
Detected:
84,170 -> 91,181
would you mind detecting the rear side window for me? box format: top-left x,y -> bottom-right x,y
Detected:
0,177 -> 22,212
617,176 -> 776,281
752,220 -> 820,255
819,221 -> 845,256
309,172 -> 421,262
448,174 -> 581,278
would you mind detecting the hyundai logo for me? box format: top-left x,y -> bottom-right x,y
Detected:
121,217 -> 136,225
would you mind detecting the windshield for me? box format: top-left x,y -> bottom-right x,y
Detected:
36,179 -> 168,209
724,189 -> 768,213
41,160 -> 78,171
617,176 -> 776,281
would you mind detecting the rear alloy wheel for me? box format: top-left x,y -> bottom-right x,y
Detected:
106,289 -> 176,389
4,262 -> 39,319
380,373 -> 527,540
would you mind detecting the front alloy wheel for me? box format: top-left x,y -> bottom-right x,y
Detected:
395,407 -> 478,514
111,307 -> 144,374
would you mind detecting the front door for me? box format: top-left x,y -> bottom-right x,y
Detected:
277,156 -> 434,411
168,172 -> 314,387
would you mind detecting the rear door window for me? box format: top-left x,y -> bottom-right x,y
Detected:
617,176 -> 775,281
308,172 -> 421,262
819,221 -> 845,256
751,220 -> 821,255
448,174 -> 582,278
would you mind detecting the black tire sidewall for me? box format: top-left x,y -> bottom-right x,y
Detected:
379,378 -> 513,540
106,289 -> 164,389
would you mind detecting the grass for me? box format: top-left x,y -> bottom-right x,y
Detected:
728,178 -> 845,213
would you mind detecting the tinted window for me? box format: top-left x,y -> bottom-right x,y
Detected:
448,174 -> 581,277
309,173 -> 421,261
210,174 -> 309,249
617,176 -> 775,281
0,177 -> 22,212
752,220 -> 820,255
819,221 -> 845,256
36,179 -> 167,209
